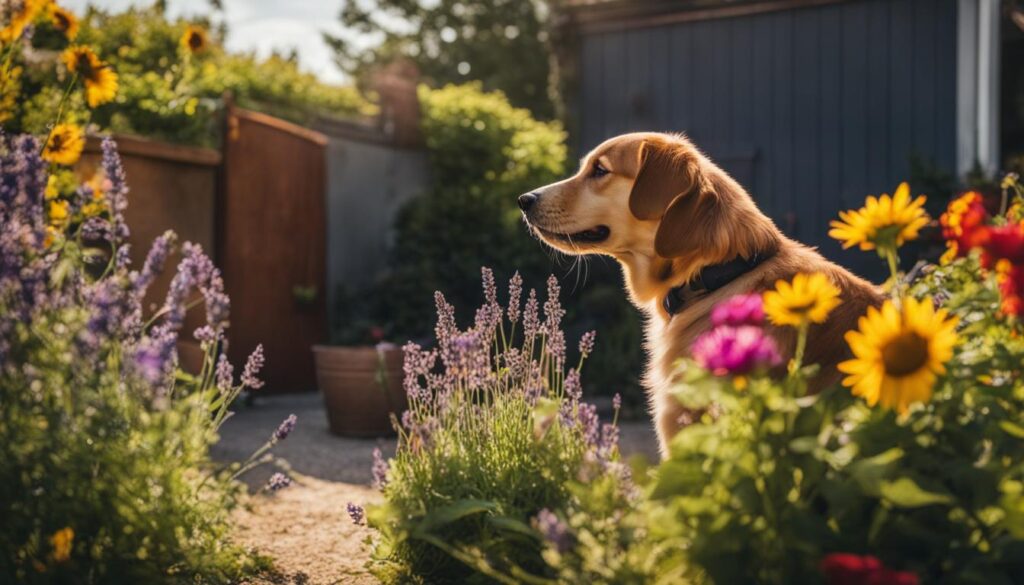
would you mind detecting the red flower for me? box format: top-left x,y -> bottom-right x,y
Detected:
940,191 -> 989,261
996,260 -> 1024,318
820,553 -> 919,585
980,223 -> 1024,268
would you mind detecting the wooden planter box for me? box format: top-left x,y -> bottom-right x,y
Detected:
312,345 -> 407,437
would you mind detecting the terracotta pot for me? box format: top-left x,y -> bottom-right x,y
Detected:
312,345 -> 407,437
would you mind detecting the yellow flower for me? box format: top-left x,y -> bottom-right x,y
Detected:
0,0 -> 48,43
62,46 -> 118,107
0,65 -> 22,125
49,3 -> 78,40
763,272 -> 842,327
41,123 -> 85,166
48,199 -> 69,226
44,225 -> 60,248
180,24 -> 209,53
839,297 -> 958,414
81,174 -> 106,216
828,182 -> 930,252
49,527 -> 73,562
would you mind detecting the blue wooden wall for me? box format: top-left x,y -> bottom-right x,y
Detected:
577,0 -> 958,277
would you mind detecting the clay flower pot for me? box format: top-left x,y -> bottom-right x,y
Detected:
312,344 -> 407,437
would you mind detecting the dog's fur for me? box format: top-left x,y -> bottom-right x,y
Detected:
520,132 -> 883,456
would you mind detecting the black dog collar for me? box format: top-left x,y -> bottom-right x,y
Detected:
662,251 -> 774,316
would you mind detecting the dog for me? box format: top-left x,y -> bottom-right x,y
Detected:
519,132 -> 883,457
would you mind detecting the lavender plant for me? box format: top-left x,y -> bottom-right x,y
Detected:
0,133 -> 286,583
363,268 -> 631,584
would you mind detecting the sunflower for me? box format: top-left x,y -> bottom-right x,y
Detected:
763,272 -> 842,327
829,182 -> 930,253
61,46 -> 118,107
0,0 -> 47,43
49,4 -> 79,40
42,123 -> 85,165
180,25 -> 209,53
839,297 -> 958,413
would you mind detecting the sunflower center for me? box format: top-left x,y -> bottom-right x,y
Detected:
881,331 -> 929,377
189,33 -> 204,50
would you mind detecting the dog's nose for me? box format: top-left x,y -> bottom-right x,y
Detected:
518,192 -> 539,212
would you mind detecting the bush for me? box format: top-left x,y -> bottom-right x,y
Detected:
340,82 -> 645,399
540,180 -> 1024,584
4,2 -> 374,146
361,268 -> 632,583
0,133 -> 290,582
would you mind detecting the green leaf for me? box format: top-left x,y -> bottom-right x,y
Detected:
1000,421 -> 1024,439
878,477 -> 953,508
487,515 -> 539,540
413,499 -> 497,535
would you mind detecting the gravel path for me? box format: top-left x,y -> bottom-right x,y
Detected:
214,393 -> 659,584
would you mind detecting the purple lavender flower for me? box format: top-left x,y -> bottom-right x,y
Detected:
80,217 -> 112,242
543,275 -> 565,331
578,330 -> 596,359
101,137 -> 129,242
691,324 -> 782,376
273,414 -> 297,441
598,423 -> 619,457
523,289 -> 540,336
545,328 -> 566,367
133,326 -> 178,388
241,344 -> 265,389
564,369 -> 582,402
577,402 -> 600,446
371,447 -> 389,489
215,353 -> 233,391
612,393 -> 622,412
534,509 -> 571,553
710,293 -> 765,328
115,245 -> 131,270
267,472 -> 292,492
347,502 -> 365,525
507,271 -> 522,324
132,230 -> 175,297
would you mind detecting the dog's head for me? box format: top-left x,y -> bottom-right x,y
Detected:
520,132 -> 779,271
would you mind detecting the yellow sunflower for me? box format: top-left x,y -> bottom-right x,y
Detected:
763,272 -> 842,327
0,0 -> 47,43
81,174 -> 107,217
839,297 -> 958,414
61,46 -> 118,107
829,182 -> 930,252
41,123 -> 85,165
180,24 -> 209,53
49,3 -> 79,40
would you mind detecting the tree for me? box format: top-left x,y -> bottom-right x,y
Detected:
324,0 -> 560,119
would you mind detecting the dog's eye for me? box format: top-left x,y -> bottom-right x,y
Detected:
591,161 -> 609,178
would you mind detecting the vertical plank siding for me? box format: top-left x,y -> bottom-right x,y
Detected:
577,0 -> 958,276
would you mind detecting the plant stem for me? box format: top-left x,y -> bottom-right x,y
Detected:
885,248 -> 902,304
39,74 -> 79,155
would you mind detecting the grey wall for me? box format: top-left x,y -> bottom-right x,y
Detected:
322,132 -> 428,317
578,0 -> 958,276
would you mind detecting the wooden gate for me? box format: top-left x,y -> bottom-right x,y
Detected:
220,104 -> 327,392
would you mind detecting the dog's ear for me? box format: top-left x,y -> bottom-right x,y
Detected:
628,140 -> 705,221
628,139 -> 718,259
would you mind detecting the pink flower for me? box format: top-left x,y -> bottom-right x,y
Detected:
691,324 -> 781,375
711,293 -> 765,327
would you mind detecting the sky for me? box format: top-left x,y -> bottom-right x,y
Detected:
63,0 -> 364,84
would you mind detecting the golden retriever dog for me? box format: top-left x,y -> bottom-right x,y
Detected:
519,132 -> 883,456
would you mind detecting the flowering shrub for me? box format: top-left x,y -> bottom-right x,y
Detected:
0,133 -> 294,582
531,179 -> 1024,584
360,268 -> 630,583
2,2 -> 373,146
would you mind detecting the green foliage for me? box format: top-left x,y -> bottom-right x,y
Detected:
341,82 -> 644,398
366,272 -> 631,584
539,190 -> 1024,584
325,0 -> 558,118
7,3 -> 374,146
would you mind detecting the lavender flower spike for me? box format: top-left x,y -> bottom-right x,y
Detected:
535,509 -> 571,553
347,502 -> 365,525
371,447 -> 389,489
267,472 -> 292,492
241,344 -> 265,389
273,414 -> 297,441
578,330 -> 596,359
